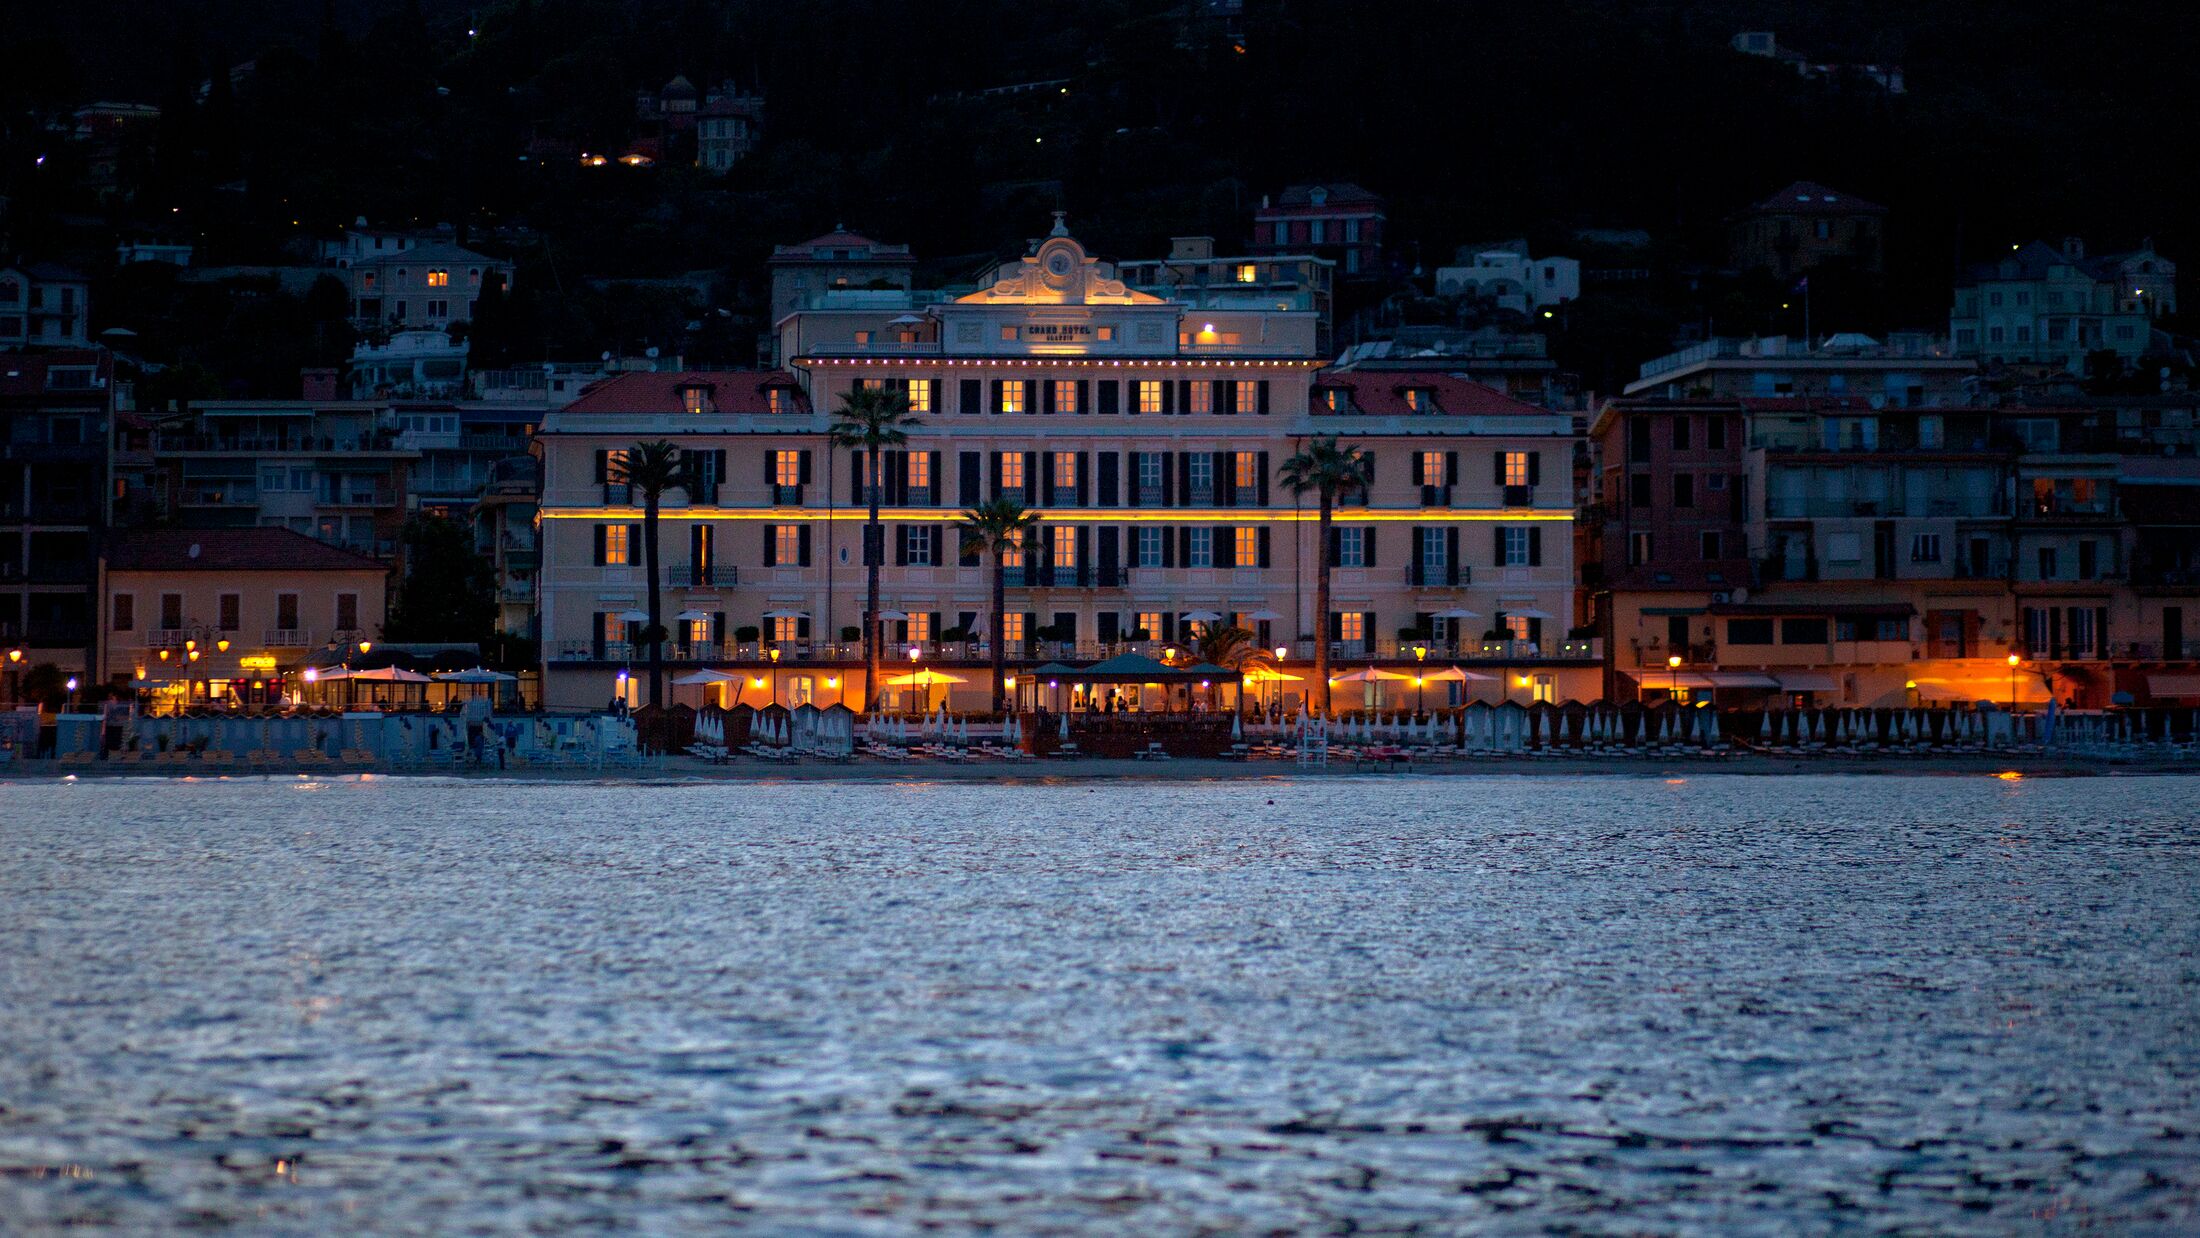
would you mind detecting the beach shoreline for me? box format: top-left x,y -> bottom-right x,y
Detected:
6,751 -> 2193,783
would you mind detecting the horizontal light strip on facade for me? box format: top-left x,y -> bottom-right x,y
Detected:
541,508 -> 1575,523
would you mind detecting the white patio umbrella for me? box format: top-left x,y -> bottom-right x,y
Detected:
874,609 -> 911,621
617,609 -> 651,623
1246,609 -> 1285,622
1181,610 -> 1225,622
672,669 -> 739,685
435,667 -> 517,683
674,609 -> 711,622
763,609 -> 810,619
1432,607 -> 1482,620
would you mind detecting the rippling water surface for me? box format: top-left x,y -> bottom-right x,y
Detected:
3,774 -> 2198,1233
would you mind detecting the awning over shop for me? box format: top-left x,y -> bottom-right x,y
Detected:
1666,671 -> 1780,689
1773,671 -> 1840,692
1911,676 -> 2052,704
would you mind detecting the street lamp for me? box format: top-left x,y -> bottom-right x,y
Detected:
65,676 -> 79,710
2008,652 -> 2022,713
1668,653 -> 1682,704
1412,645 -> 1428,716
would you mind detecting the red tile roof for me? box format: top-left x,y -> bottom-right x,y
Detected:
1313,370 -> 1553,417
1745,180 -> 1886,216
0,349 -> 112,398
106,528 -> 388,573
563,369 -> 809,415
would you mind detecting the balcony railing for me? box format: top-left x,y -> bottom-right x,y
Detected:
669,564 -> 738,587
1405,562 -> 1469,587
265,628 -> 309,647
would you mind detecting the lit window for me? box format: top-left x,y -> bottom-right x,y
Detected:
906,612 -> 932,642
426,269 -> 449,287
907,452 -> 931,490
1135,612 -> 1165,639
683,386 -> 708,414
1052,453 -> 1077,490
603,524 -> 631,565
772,616 -> 801,643
604,614 -> 627,643
1323,389 -> 1342,411
1001,612 -> 1026,644
1052,530 -> 1078,569
1234,526 -> 1260,566
687,618 -> 712,646
1137,380 -> 1163,414
1001,531 -> 1027,568
853,331 -> 871,344
768,388 -> 788,414
1054,379 -> 1078,413
773,525 -> 802,563
1236,264 -> 1258,283
1337,612 -> 1365,643
1000,325 -> 1017,341
1187,527 -> 1214,567
1503,451 -> 1529,486
907,380 -> 931,413
1001,380 -> 1027,414
1405,389 -> 1422,411
1234,451 -> 1259,488
1188,383 -> 1214,414
1504,615 -> 1531,642
1000,453 -> 1026,491
774,450 -> 802,486
1421,451 -> 1444,486
1234,379 -> 1258,411
1096,326 -> 1114,341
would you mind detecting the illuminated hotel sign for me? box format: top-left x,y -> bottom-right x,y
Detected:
1025,324 -> 1093,340
238,655 -> 279,670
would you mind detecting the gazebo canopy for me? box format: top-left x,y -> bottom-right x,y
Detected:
1081,653 -> 1207,681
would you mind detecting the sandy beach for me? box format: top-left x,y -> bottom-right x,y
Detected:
8,750 -> 2193,782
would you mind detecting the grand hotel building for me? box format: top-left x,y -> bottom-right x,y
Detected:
535,219 -> 1595,711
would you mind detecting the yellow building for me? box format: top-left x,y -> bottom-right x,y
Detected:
101,528 -> 389,709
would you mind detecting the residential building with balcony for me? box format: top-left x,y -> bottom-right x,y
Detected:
1,350 -> 114,687
475,455 -> 542,647
1433,242 -> 1580,314
1588,392 -> 2200,709
1626,333 -> 1975,406
149,397 -> 417,559
0,263 -> 94,350
764,230 -> 917,365
390,401 -> 542,519
1950,238 -> 2171,373
535,216 -> 1590,712
99,528 -> 388,707
1726,181 -> 1887,279
1117,236 -> 1337,359
337,237 -> 514,333
1251,184 -> 1386,279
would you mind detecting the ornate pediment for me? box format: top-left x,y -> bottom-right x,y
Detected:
956,213 -> 1165,306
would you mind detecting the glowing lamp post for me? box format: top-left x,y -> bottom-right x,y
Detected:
1667,653 -> 1682,704
2008,652 -> 2022,713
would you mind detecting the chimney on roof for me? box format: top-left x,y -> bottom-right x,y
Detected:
1171,236 -> 1215,260
300,368 -> 340,400
2062,236 -> 2086,261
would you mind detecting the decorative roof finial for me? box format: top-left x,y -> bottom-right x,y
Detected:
1049,210 -> 1070,237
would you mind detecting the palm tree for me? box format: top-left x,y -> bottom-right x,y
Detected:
1278,436 -> 1370,716
956,498 -> 1041,713
828,386 -> 918,712
612,439 -> 692,710
1194,624 -> 1277,716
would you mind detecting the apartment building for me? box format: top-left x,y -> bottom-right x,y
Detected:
1588,393 -> 2200,709
1,350 -> 114,686
151,397 -> 417,558
1626,334 -> 1975,405
0,263 -> 95,349
1251,184 -> 1386,279
1725,181 -> 1887,279
1950,238 -> 2171,372
100,528 -> 389,706
535,217 -> 1591,711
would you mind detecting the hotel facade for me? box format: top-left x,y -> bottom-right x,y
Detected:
535,219 -> 1593,712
